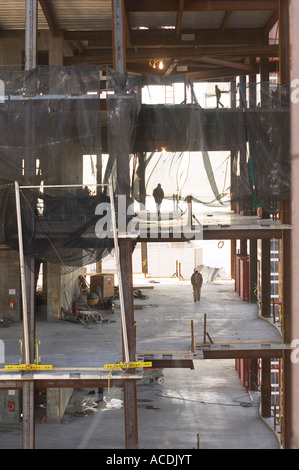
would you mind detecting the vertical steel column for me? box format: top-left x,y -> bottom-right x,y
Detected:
21,0 -> 38,449
22,381 -> 35,449
261,358 -> 272,418
248,65 -> 259,386
249,240 -> 257,304
248,358 -> 258,392
279,0 -> 292,449
112,0 -> 138,449
230,79 -> 237,279
25,0 -> 38,362
25,0 -> 37,71
260,40 -> 271,319
112,0 -> 126,75
261,239 -> 271,317
138,153 -> 148,276
248,67 -> 258,303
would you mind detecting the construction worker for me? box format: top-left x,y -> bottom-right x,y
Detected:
191,268 -> 203,302
153,183 -> 164,218
215,85 -> 224,108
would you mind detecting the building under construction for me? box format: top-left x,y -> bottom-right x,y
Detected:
0,0 -> 298,450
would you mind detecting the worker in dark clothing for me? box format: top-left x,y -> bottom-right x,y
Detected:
153,183 -> 164,218
215,85 -> 224,108
191,268 -> 203,302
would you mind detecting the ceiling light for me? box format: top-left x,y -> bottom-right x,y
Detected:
149,59 -> 164,70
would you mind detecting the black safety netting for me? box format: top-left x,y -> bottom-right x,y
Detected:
0,66 -> 291,274
105,69 -> 291,215
0,66 -> 102,185
0,66 -> 115,273
0,185 -> 114,274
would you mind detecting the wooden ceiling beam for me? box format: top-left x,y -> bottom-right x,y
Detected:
125,0 -> 278,13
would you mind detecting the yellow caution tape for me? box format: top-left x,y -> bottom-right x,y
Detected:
5,364 -> 52,371
104,361 -> 152,370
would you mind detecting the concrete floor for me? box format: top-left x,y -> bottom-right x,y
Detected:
0,277 -> 282,449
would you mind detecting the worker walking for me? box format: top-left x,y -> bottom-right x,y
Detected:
191,268 -> 203,302
153,183 -> 164,218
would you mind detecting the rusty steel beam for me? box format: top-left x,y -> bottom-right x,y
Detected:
39,0 -> 59,37
125,0 -> 278,12
175,0 -> 185,39
151,359 -> 194,369
65,28 -> 264,46
261,358 -> 272,418
112,0 -> 139,450
278,0 -> 291,450
64,44 -> 279,66
22,381 -> 35,449
201,349 -> 284,359
135,228 -> 286,242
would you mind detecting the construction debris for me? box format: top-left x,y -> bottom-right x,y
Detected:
114,286 -> 148,300
61,307 -> 115,326
0,318 -> 11,328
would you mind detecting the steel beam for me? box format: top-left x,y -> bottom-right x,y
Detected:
22,381 -> 35,449
261,239 -> 271,317
39,0 -> 59,37
112,0 -> 138,449
261,358 -> 272,418
279,0 -> 292,449
22,0 -> 38,450
25,0 -> 37,70
125,0 -> 278,12
112,0 -> 126,75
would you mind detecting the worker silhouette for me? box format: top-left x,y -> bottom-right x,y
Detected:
191,268 -> 203,302
153,183 -> 164,218
215,85 -> 224,108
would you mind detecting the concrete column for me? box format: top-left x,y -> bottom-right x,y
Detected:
46,264 -> 82,321
46,388 -> 73,423
0,389 -> 21,424
0,250 -> 22,322
49,34 -> 64,66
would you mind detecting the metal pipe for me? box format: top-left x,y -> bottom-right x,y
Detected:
15,182 -> 30,367
25,0 -> 37,71
109,178 -> 130,364
190,320 -> 195,353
